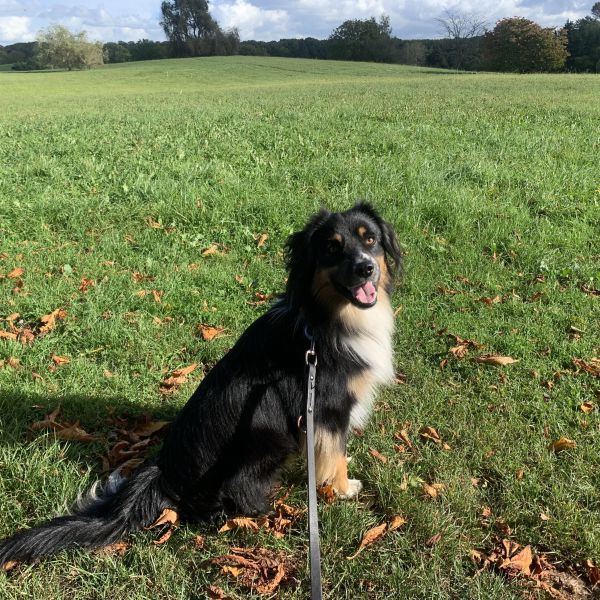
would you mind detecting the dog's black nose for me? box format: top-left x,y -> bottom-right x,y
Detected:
355,261 -> 374,278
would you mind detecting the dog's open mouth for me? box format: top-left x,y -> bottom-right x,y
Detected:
349,281 -> 377,307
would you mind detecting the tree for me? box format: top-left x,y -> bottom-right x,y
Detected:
435,9 -> 487,69
564,5 -> 600,71
482,18 -> 569,72
160,0 -> 238,57
35,25 -> 103,70
327,15 -> 397,62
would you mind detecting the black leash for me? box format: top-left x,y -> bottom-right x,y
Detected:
304,329 -> 323,600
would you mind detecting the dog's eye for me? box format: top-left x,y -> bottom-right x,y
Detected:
364,236 -> 376,247
326,239 -> 342,254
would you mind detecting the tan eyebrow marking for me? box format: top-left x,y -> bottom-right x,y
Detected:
356,226 -> 367,237
329,232 -> 343,242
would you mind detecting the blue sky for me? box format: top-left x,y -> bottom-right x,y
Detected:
0,0 -> 593,46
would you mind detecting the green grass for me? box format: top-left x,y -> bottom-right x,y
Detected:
0,56 -> 599,599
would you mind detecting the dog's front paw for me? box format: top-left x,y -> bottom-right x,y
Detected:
335,478 -> 363,499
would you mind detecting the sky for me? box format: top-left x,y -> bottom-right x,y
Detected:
0,0 -> 593,46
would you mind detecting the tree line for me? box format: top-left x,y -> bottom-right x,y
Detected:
1,1 -> 598,73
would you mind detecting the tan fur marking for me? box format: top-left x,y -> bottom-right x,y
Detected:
357,226 -> 367,238
348,370 -> 374,401
329,232 -> 343,243
314,428 -> 346,487
376,255 -> 390,289
332,454 -> 350,495
312,267 -> 344,312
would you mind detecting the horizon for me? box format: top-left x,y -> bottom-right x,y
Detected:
0,1 -> 593,47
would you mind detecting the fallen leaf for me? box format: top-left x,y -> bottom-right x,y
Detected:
394,429 -> 413,449
580,402 -> 594,414
160,363 -> 198,394
39,308 -> 67,335
475,354 -> 518,366
0,330 -> 18,341
55,423 -> 98,443
5,313 -> 20,322
501,544 -> 533,576
219,517 -> 260,533
206,585 -> 233,599
550,437 -> 577,452
151,290 -> 162,303
145,216 -> 162,229
153,527 -> 176,545
317,483 -> 336,504
540,513 -> 551,521
147,508 -> 179,529
51,354 -> 70,365
394,373 -> 407,385
7,267 -> 24,279
572,357 -> 600,377
221,565 -> 242,577
388,515 -> 407,532
516,469 -> 525,480
585,559 -> 600,586
425,533 -> 442,547
198,324 -> 226,342
132,420 -> 169,437
95,541 -> 130,556
194,535 -> 205,550
368,448 -> 388,463
78,278 -> 96,292
422,482 -> 444,498
347,522 -> 388,559
201,244 -> 226,257
256,233 -> 269,248
419,426 -> 442,445
255,561 -> 285,594
479,295 -> 503,305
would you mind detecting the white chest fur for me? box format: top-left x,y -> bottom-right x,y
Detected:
338,296 -> 395,429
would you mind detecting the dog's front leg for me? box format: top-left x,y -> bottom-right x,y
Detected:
314,428 -> 362,499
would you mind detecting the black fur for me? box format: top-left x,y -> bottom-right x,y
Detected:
0,202 -> 401,568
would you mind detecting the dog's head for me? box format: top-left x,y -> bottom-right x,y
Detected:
285,203 -> 402,315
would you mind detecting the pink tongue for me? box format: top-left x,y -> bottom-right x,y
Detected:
352,281 -> 377,304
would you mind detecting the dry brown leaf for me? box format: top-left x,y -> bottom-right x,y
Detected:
0,330 -> 18,341
550,437 -> 577,452
479,295 -> 503,305
255,561 -> 285,594
55,423 -> 98,443
5,313 -> 20,322
585,559 -> 600,587
347,522 -> 388,559
78,278 -> 95,292
572,358 -> 600,377
502,544 -> 533,576
133,420 -> 169,437
194,535 -> 205,550
475,354 -> 518,366
256,233 -> 269,248
7,267 -> 24,279
419,426 -> 442,445
221,565 -> 242,577
51,354 -> 70,365
579,402 -> 594,414
39,308 -> 67,335
368,448 -> 388,463
394,428 -> 413,449
153,526 -> 176,545
95,541 -> 130,556
206,585 -> 233,599
425,533 -> 442,547
516,469 -> 525,480
147,508 -> 179,529
394,373 -> 407,384
198,324 -> 227,342
219,517 -> 260,533
388,515 -> 407,532
201,244 -> 226,257
145,216 -> 162,229
317,483 -> 336,504
422,482 -> 444,498
151,290 -> 162,303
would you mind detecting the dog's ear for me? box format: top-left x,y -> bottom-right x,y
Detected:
380,219 -> 402,276
285,209 -> 330,306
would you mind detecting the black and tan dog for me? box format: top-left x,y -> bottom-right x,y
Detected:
0,202 -> 401,567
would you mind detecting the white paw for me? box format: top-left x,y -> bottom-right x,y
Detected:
335,479 -> 363,499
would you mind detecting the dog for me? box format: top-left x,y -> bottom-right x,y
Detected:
0,202 -> 401,568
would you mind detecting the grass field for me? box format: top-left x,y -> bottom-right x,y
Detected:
0,56 -> 599,599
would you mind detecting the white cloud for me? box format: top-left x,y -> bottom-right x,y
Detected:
0,15 -> 34,43
214,0 -> 290,40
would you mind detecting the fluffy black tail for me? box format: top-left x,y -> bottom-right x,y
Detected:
0,464 -> 173,568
